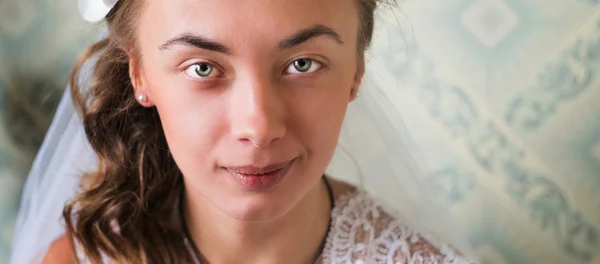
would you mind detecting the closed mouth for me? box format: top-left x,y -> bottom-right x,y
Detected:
224,160 -> 293,176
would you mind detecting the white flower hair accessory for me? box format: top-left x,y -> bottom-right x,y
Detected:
78,0 -> 119,22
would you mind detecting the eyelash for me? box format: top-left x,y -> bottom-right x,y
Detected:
183,58 -> 325,80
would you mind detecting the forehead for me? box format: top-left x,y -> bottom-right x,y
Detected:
138,0 -> 360,50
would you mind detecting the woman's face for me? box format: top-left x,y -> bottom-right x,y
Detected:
133,0 -> 364,221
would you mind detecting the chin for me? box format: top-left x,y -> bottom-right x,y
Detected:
222,193 -> 296,222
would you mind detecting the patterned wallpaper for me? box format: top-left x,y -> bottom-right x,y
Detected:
0,0 -> 598,264
379,0 -> 600,263
0,0 -> 100,262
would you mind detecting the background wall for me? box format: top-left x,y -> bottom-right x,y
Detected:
0,0 -> 100,261
0,0 -> 598,263
379,0 -> 600,263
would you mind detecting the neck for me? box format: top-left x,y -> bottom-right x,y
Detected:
182,179 -> 332,264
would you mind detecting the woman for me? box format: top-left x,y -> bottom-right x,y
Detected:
34,0 -> 474,263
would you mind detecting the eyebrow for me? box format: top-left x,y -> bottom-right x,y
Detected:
277,24 -> 344,50
159,34 -> 230,53
158,24 -> 344,54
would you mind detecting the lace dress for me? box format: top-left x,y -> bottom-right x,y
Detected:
320,189 -> 472,263
76,189 -> 473,264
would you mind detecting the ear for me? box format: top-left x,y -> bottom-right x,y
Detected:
349,55 -> 365,102
127,48 -> 154,107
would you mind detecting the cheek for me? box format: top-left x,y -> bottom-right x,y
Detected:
147,76 -> 227,175
288,75 -> 352,161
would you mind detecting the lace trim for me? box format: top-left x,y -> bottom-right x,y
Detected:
321,189 -> 473,264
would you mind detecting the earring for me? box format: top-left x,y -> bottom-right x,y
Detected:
136,93 -> 147,103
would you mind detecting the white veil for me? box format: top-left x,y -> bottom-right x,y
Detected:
10,4 -> 475,264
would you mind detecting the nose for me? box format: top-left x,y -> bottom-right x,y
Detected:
229,73 -> 286,148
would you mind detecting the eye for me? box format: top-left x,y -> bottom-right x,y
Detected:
184,62 -> 221,79
285,58 -> 322,74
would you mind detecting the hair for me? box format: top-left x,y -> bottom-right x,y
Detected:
63,0 -> 392,263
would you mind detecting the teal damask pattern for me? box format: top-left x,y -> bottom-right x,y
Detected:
428,167 -> 478,204
416,71 -> 599,261
506,21 -> 600,131
370,1 -> 600,262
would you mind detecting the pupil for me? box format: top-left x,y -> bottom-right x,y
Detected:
196,64 -> 211,76
295,59 -> 311,72
200,64 -> 209,72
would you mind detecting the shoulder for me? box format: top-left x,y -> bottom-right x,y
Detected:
323,178 -> 473,263
41,235 -> 77,264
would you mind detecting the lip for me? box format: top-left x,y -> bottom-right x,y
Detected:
224,159 -> 294,190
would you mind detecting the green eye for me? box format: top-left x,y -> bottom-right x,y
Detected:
286,58 -> 321,74
194,63 -> 213,77
185,62 -> 220,79
293,59 -> 312,72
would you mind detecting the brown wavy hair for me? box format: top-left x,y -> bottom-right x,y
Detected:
63,0 -> 391,263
